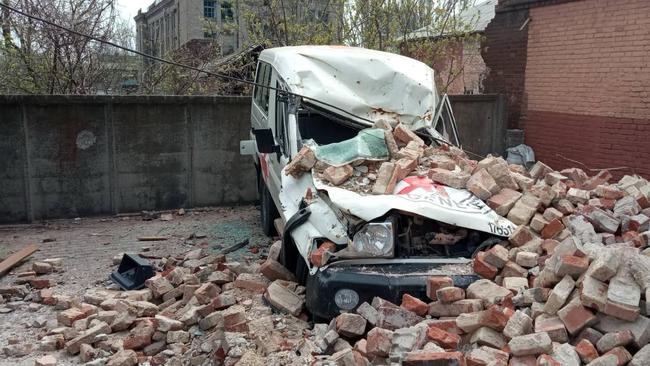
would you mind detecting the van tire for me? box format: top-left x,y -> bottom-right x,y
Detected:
260,178 -> 279,237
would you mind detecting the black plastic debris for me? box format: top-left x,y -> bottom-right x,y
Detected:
110,254 -> 155,290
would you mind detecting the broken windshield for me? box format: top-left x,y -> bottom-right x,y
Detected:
312,128 -> 389,167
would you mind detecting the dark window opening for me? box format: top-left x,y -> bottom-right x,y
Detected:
221,1 -> 234,22
204,0 -> 216,18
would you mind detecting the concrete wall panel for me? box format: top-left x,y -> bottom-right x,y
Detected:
25,103 -> 111,220
0,104 -> 27,222
0,95 -> 499,223
113,102 -> 190,211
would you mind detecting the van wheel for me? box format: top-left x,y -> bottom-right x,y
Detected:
260,179 -> 279,237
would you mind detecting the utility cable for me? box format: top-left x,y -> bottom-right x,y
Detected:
0,2 -> 485,158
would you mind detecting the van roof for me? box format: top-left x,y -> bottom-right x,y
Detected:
259,46 -> 438,130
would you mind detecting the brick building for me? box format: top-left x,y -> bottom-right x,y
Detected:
482,0 -> 650,178
401,0 -> 496,94
134,0 -> 245,59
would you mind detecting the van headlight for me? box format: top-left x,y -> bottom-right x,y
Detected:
351,221 -> 394,257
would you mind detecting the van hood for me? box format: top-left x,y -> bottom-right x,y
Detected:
260,46 -> 437,130
313,175 -> 517,237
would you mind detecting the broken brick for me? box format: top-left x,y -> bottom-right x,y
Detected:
401,294 -> 428,317
284,146 -> 316,177
426,325 -> 460,349
428,168 -> 470,189
335,313 -> 367,338
372,162 -> 398,195
436,287 -> 465,303
426,276 -> 454,301
323,164 -> 353,186
472,252 -> 498,279
488,188 -> 522,216
309,241 -> 337,268
466,168 -> 500,200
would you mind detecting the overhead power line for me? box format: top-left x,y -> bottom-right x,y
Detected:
0,2 -> 381,124
0,2 -> 476,156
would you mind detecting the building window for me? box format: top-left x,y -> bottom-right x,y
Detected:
221,1 -> 234,22
204,0 -> 216,18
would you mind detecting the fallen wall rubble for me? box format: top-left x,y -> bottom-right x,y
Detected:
3,121 -> 650,365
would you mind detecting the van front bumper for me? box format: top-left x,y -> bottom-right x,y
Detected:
305,258 -> 480,320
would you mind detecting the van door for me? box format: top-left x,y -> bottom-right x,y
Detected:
264,73 -> 291,213
251,61 -> 272,131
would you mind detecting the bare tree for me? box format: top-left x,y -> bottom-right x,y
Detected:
243,0 -> 345,47
0,0 -> 134,94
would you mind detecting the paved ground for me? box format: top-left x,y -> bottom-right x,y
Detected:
0,205 -> 272,366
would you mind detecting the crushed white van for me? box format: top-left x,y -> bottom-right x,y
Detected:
241,46 -> 516,319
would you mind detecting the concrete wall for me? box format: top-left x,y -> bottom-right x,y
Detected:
0,95 -> 256,223
0,94 -> 505,223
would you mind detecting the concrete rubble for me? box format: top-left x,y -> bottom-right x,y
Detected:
3,122 -> 650,365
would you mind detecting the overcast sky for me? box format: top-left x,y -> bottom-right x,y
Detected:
117,0 -> 153,25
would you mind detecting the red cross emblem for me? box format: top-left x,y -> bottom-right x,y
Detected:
397,176 -> 449,198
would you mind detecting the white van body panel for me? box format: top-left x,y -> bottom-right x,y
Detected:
258,46 -> 438,130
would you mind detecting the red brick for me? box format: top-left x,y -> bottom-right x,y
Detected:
401,294 -> 428,317
509,355 -> 537,366
402,351 -> 466,366
487,188 -> 523,216
472,252 -> 498,280
575,339 -> 598,364
555,255 -> 589,277
436,287 -> 465,303
309,241 -> 337,268
536,354 -> 560,366
603,346 -> 632,366
366,327 -> 393,358
426,325 -> 461,350
428,168 -> 470,189
40,289 -> 56,305
426,276 -> 454,301
427,319 -> 463,335
123,319 -> 155,350
509,225 -> 535,247
29,278 -> 52,289
501,261 -> 528,278
557,301 -> 597,335
541,219 -> 564,239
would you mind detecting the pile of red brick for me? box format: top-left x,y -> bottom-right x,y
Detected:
284,122 -> 650,365
301,161 -> 650,365
9,245 -> 316,366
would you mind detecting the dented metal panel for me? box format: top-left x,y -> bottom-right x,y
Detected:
259,46 -> 438,130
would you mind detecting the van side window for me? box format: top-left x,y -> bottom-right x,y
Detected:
275,81 -> 288,154
253,62 -> 272,115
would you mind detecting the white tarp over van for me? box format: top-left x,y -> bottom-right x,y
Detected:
258,46 -> 438,131
313,175 -> 517,238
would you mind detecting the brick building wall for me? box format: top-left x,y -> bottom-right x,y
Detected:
482,0 -> 650,178
401,37 -> 488,95
480,3 -> 529,129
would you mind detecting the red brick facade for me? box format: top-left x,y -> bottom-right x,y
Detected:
401,38 -> 488,95
525,111 -> 650,178
480,3 -> 529,129
483,0 -> 650,178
